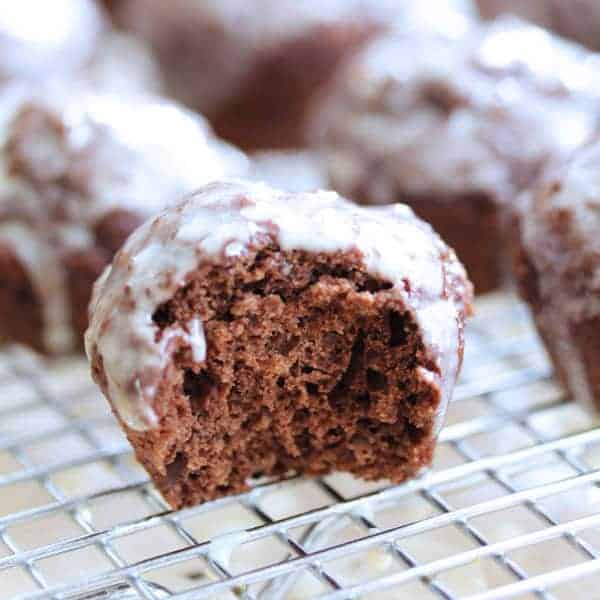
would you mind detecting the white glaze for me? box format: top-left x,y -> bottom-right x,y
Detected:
0,0 -> 104,82
187,319 -> 207,364
83,32 -> 162,96
0,0 -> 159,96
541,142 -> 600,243
207,530 -> 250,571
250,151 -> 326,193
86,180 -> 470,432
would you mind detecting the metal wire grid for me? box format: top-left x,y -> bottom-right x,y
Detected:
1,293 -> 600,599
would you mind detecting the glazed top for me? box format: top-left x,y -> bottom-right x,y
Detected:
85,180 -> 473,432
318,17 -> 600,201
0,86 -> 247,353
114,0 -> 475,114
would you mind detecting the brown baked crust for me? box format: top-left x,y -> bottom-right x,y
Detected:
91,245 -> 459,508
93,209 -> 144,256
0,244 -> 45,353
211,23 -> 379,149
63,249 -> 108,354
403,192 -> 504,295
571,317 -> 600,403
0,208 -> 143,354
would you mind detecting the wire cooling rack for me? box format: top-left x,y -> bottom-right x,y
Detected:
2,293 -> 600,600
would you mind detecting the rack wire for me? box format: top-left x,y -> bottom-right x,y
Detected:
2,293 -> 600,599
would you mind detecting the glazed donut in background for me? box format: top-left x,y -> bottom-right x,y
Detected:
313,18 -> 600,294
513,141 -> 600,412
106,0 -> 476,150
0,86 -> 247,355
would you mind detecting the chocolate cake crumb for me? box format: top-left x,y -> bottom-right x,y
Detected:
141,249 -> 441,506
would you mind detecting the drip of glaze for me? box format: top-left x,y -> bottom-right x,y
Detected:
187,318 -> 207,363
207,530 -> 250,571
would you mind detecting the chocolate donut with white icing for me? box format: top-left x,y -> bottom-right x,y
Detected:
0,87 -> 247,355
108,0 -> 476,149
0,0 -> 159,94
85,179 -> 473,508
314,17 -> 600,293
513,140 -> 600,411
